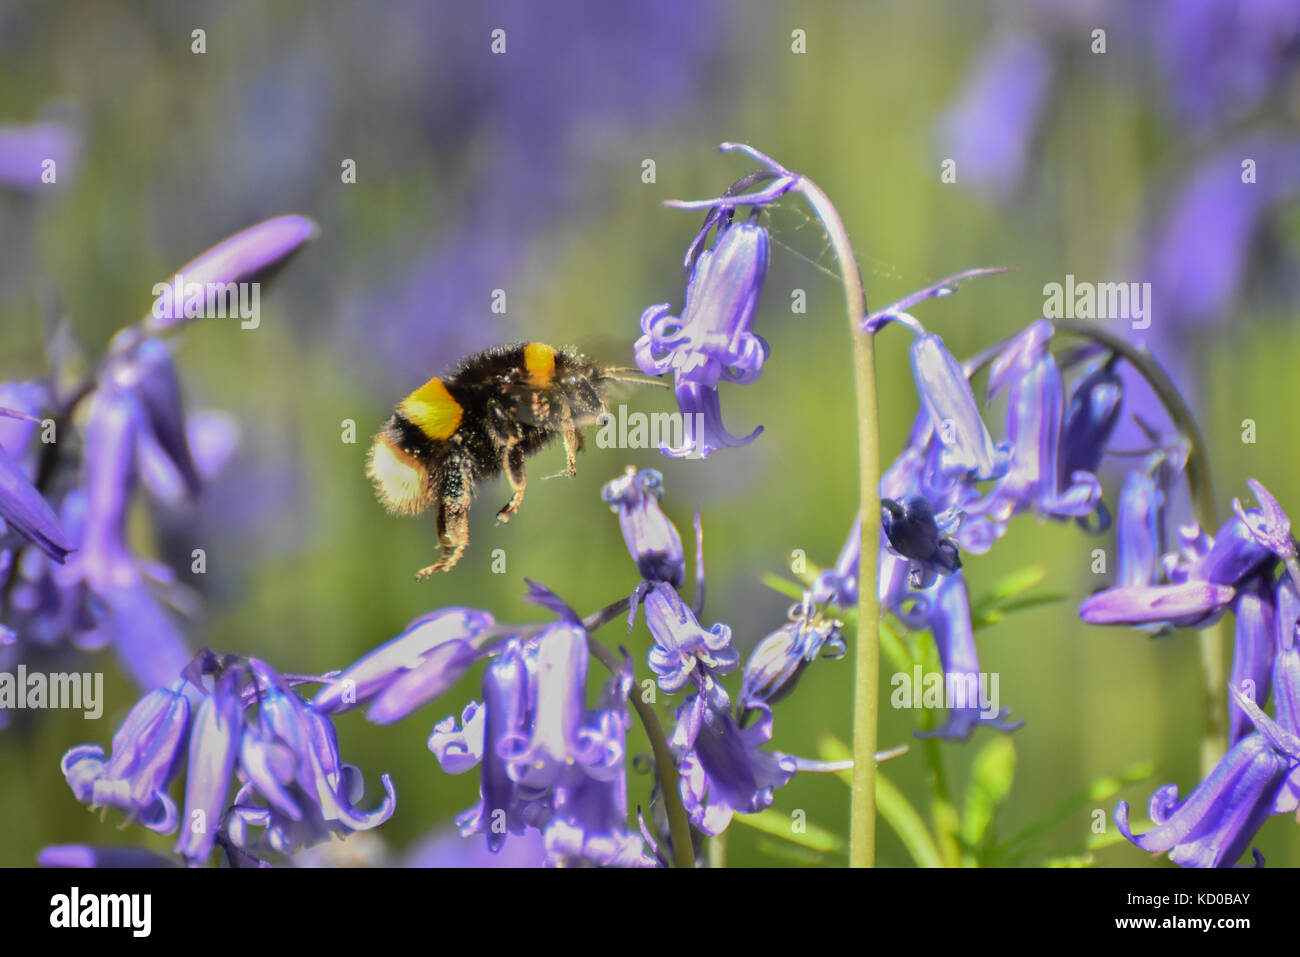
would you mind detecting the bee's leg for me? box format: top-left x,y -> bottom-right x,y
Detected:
416,457 -> 473,578
543,414 -> 583,480
496,445 -> 527,524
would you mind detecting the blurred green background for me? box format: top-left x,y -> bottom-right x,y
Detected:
2,0 -> 1297,867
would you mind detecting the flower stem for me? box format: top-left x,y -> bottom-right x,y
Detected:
795,177 -> 881,867
1049,319 -> 1226,773
582,602 -> 697,869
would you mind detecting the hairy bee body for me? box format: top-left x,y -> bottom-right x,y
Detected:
367,342 -> 612,577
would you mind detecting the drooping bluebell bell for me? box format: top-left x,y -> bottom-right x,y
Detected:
432,617 -> 653,866
637,581 -> 737,694
142,215 -> 318,334
671,681 -> 797,836
1059,361 -> 1124,508
881,495 -> 962,589
1116,688 -> 1300,867
1229,579 -> 1276,743
740,594 -> 845,713
601,466 -> 685,587
226,660 -> 396,859
1271,578 -> 1300,813
312,608 -> 497,723
60,681 -> 192,832
1114,467 -> 1167,588
914,572 -> 1023,741
174,667 -> 244,864
636,215 -> 772,459
0,442 -> 70,564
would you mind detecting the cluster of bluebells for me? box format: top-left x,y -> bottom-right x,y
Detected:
58,650 -> 395,867
1083,478 -> 1300,866
0,216 -> 315,695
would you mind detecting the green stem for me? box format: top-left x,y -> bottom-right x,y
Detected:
1049,319 -> 1226,773
795,178 -> 880,868
581,610 -> 696,869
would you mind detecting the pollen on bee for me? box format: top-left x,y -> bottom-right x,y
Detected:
366,436 -> 430,515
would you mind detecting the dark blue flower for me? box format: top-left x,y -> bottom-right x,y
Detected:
881,495 -> 962,589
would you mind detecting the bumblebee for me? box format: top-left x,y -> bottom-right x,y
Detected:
367,342 -> 622,578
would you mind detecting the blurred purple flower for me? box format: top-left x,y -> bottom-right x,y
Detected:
638,581 -> 737,694
0,118 -> 80,191
935,30 -> 1054,196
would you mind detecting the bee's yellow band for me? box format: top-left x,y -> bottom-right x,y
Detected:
400,377 -> 464,440
524,342 -> 557,387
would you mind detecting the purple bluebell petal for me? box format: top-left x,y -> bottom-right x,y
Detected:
740,601 -> 844,712
660,377 -> 762,459
1116,732 -> 1287,868
1232,479 -> 1295,563
37,844 -> 176,868
1060,363 -> 1124,485
312,608 -> 494,714
429,701 -> 486,774
911,334 -> 1008,482
0,119 -> 80,191
0,442 -> 70,563
500,623 -> 588,791
672,685 -> 797,836
461,641 -> 533,852
97,583 -> 193,691
914,573 -> 1022,740
1229,579 -> 1276,742
1116,470 -> 1164,588
175,669 -> 244,864
1080,581 -> 1237,628
601,467 -> 685,586
60,681 -> 190,832
144,215 -> 318,333
112,338 -> 201,497
641,581 -> 737,693
935,30 -> 1053,196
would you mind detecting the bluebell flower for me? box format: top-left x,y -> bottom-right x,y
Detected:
0,441 -> 71,563
1080,581 -> 1238,629
881,495 -> 962,589
312,608 -> 497,723
636,217 -> 771,458
740,595 -> 845,713
914,572 -> 1023,741
1059,362 -> 1124,507
37,845 -> 176,868
1116,689 -> 1300,867
226,661 -> 396,858
174,668 -> 244,864
934,29 -> 1053,197
434,618 -> 652,865
0,116 -> 80,191
142,215 -> 318,334
637,581 -> 737,694
544,660 -> 655,867
601,467 -> 685,587
671,682 -> 796,836
1232,479 -> 1297,568
1272,579 -> 1300,813
1229,579 -> 1276,743
60,681 -> 192,832
1114,468 -> 1166,588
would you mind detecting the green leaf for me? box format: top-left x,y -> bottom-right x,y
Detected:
761,573 -> 810,603
968,565 -> 1067,629
991,761 -> 1153,866
817,734 -> 944,868
754,839 -> 827,865
960,736 -> 1016,858
730,808 -> 844,854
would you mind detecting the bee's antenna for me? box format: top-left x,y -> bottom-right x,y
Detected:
602,368 -> 671,390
